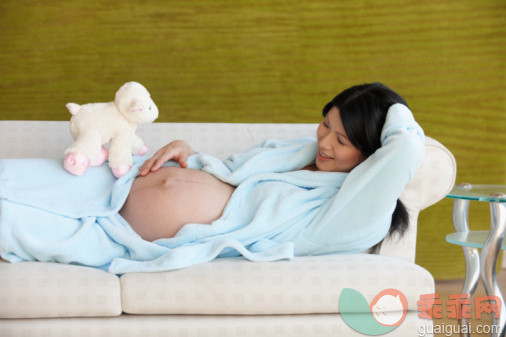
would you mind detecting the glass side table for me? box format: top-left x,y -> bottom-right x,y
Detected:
446,184 -> 506,337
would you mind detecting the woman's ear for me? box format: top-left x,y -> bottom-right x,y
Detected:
359,152 -> 367,164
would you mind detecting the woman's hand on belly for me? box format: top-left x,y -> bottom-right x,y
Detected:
119,167 -> 235,241
139,140 -> 195,176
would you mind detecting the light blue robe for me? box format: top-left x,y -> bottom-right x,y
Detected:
0,104 -> 425,273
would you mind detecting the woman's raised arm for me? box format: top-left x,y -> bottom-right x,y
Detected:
297,104 -> 425,253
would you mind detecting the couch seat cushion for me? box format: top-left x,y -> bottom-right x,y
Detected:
0,261 -> 121,318
120,254 -> 434,315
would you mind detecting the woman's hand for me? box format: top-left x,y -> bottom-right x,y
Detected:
139,140 -> 195,176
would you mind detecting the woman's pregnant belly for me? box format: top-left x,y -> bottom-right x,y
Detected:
119,167 -> 236,241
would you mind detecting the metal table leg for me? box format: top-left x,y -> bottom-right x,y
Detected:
453,199 -> 480,336
480,202 -> 506,337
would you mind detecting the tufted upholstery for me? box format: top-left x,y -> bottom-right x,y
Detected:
0,120 -> 455,336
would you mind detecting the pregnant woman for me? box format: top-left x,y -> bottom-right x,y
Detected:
0,82 -> 425,273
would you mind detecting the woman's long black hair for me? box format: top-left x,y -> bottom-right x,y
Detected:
322,82 -> 410,253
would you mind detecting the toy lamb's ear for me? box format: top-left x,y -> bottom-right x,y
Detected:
66,103 -> 81,115
129,99 -> 143,112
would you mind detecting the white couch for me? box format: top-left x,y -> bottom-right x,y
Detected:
0,121 -> 456,337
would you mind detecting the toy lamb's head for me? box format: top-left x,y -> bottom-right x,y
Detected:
115,82 -> 159,124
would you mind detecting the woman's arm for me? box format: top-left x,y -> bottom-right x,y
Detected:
139,140 -> 196,176
299,104 -> 425,252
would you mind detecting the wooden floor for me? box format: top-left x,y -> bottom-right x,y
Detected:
433,271 -> 506,336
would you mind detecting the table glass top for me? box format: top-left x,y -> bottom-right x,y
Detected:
447,184 -> 506,202
446,231 -> 506,250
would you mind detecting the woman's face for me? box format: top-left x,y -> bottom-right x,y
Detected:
316,106 -> 365,172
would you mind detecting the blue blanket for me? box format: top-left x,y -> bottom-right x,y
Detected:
0,104 -> 425,273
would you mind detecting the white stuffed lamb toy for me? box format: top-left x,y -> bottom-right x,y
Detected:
63,82 -> 159,178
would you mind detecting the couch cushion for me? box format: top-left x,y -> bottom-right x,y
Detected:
120,254 -> 434,315
0,260 -> 121,318
0,121 -> 317,161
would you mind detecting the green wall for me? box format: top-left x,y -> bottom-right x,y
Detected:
0,0 -> 505,279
